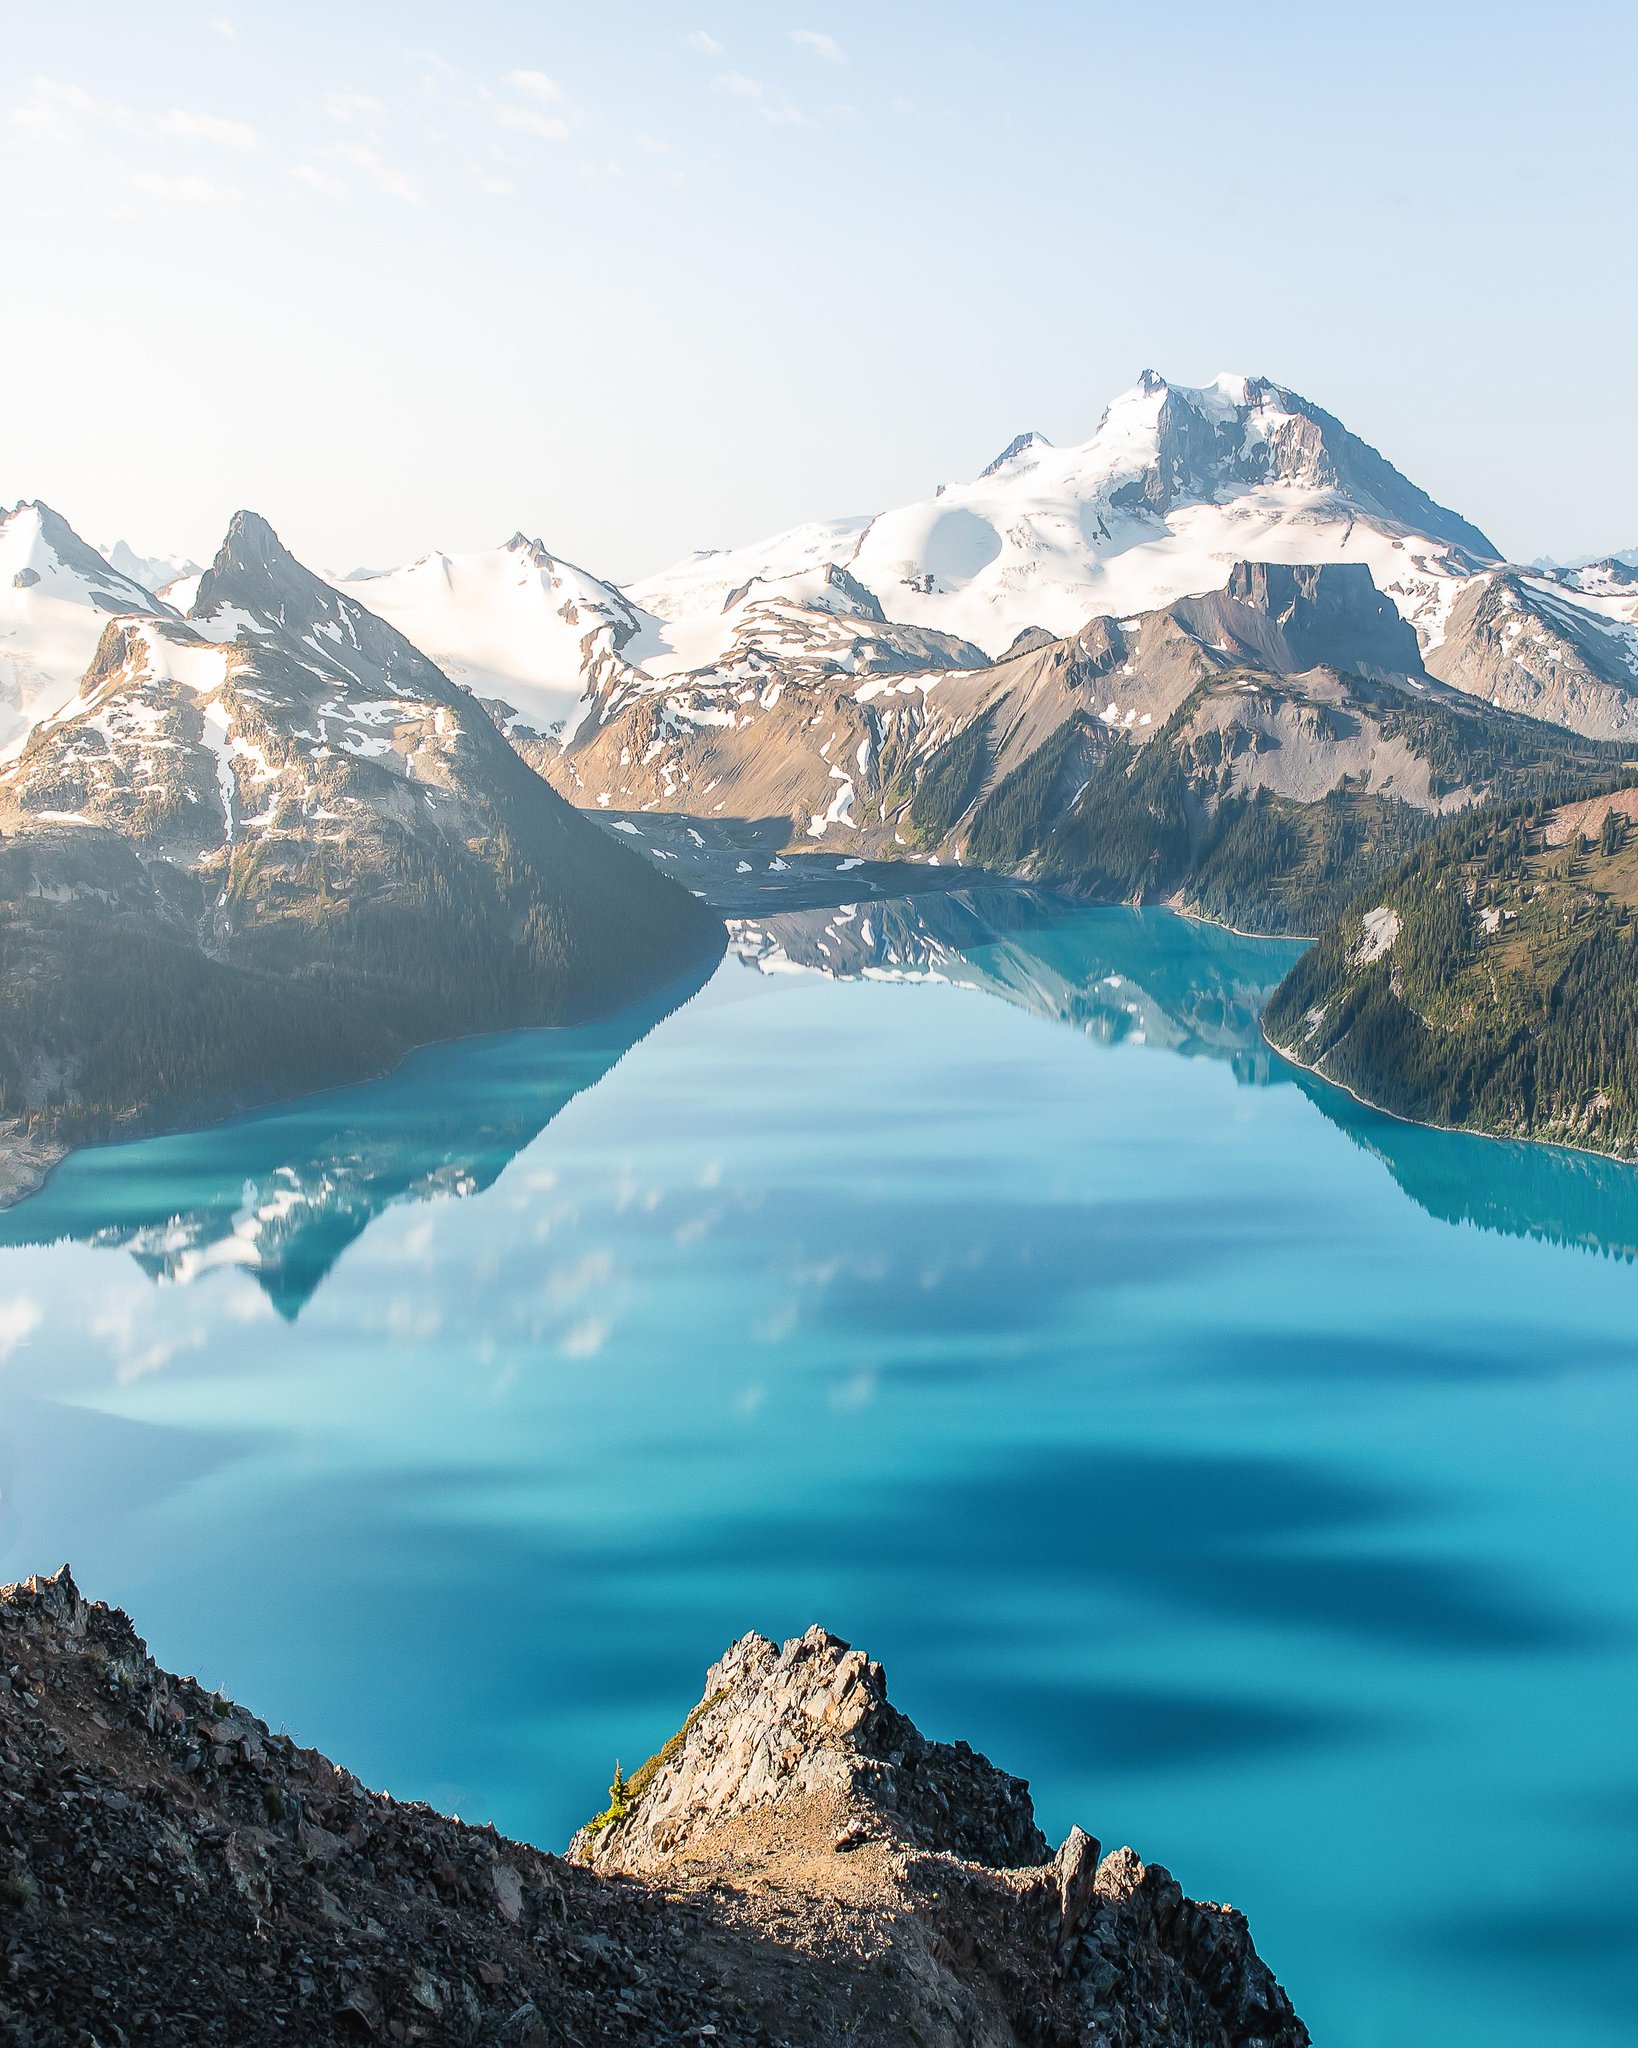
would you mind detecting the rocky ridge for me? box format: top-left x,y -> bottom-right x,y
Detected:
547,558 -> 1436,844
548,557 -> 1622,934
1425,568 -> 1638,738
0,1569 -> 1306,2048
0,503 -> 172,750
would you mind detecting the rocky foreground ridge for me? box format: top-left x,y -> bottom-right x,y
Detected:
0,1569 -> 1306,2048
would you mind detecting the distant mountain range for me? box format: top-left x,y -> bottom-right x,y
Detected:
22,372 -> 1632,759
4,366 -> 1635,1167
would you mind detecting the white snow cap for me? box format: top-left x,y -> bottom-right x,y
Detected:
631,370 -> 1501,661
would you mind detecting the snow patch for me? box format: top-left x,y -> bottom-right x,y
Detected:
1352,905 -> 1401,965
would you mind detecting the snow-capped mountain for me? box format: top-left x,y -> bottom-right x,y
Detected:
1,510 -> 651,867
547,558 -> 1499,848
104,540 -> 203,599
631,371 -> 1502,660
0,510 -> 717,1149
0,502 -> 171,750
320,372 -> 1633,760
1560,555 -> 1638,593
337,532 -> 644,732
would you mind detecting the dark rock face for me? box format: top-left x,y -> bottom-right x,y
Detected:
1189,560 -> 1426,679
0,1574 -> 1308,2048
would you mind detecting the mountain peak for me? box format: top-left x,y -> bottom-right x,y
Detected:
979,430 -> 1052,479
1,500 -> 169,626
218,508 -> 287,563
1079,371 -> 1499,561
191,510 -> 310,622
105,539 -> 202,592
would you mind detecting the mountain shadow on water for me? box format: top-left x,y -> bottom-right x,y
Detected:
0,961 -> 716,1318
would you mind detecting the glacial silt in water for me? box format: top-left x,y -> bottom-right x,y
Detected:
0,890 -> 1634,2048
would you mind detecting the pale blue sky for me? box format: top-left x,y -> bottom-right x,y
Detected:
4,1 -> 1633,578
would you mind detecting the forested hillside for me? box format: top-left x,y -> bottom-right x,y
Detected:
1264,784 -> 1638,1154
962,676 -> 1624,935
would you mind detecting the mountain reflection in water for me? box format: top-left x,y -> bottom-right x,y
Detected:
0,962 -> 717,1317
729,885 -> 1301,1080
6,885 -> 1638,1311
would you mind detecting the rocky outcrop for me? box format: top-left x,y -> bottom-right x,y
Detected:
571,1623 -> 1307,2047
1187,560 -> 1424,680
545,557 -> 1442,848
1425,569 -> 1638,739
0,1573 -> 1307,2048
572,1626 -> 1049,1875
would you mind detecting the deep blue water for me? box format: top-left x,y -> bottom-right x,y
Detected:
1,889 -> 1635,2048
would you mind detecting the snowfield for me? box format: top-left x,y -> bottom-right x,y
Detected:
626,372 -> 1500,664
0,501 -> 170,753
339,533 -> 644,732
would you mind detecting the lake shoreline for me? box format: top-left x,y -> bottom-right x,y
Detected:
1263,1021 -> 1638,1170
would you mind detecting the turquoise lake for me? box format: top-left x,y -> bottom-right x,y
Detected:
0,888 -> 1634,2048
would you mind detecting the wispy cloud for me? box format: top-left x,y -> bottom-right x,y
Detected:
321,90 -> 384,126
6,76 -> 97,146
158,108 -> 259,148
476,74 -> 575,143
790,29 -> 844,63
409,51 -> 463,97
493,101 -> 569,140
505,69 -> 562,104
0,1298 -> 41,1362
90,1300 -> 207,1385
559,1316 -> 612,1359
683,30 -> 724,55
130,169 -> 243,206
711,72 -> 813,128
336,142 -> 419,202
208,16 -> 236,38
290,163 -> 347,197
